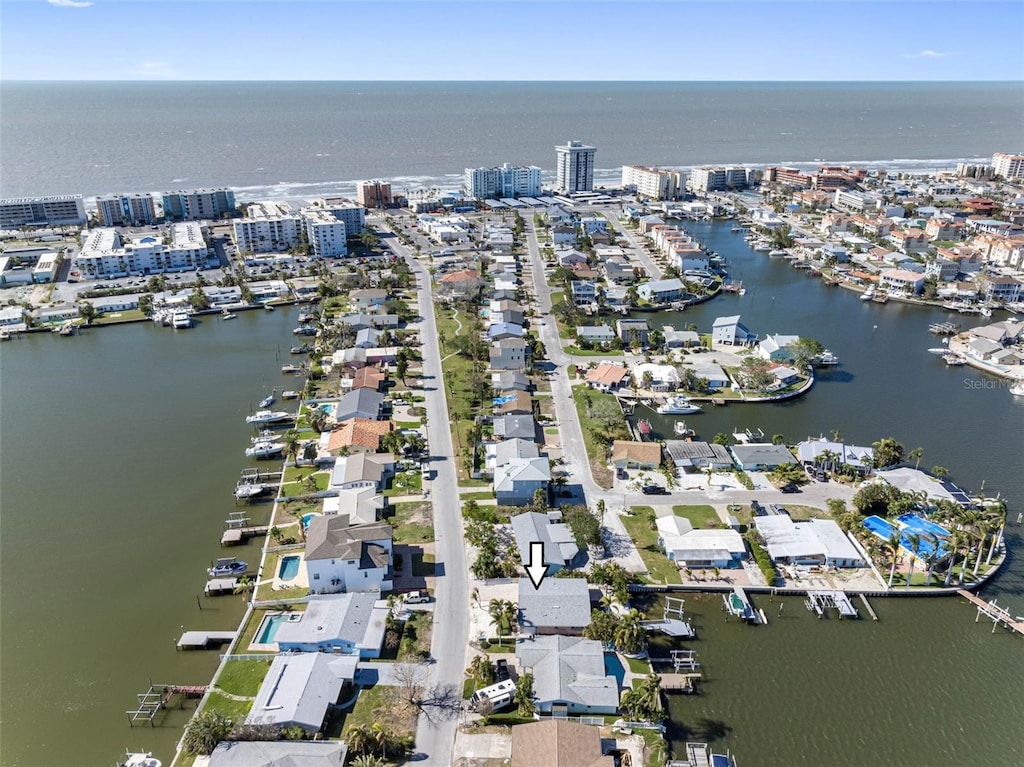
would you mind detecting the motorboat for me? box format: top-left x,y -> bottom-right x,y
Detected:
1010,382 -> 1024,396
119,751 -> 162,767
171,311 -> 191,329
259,394 -> 275,408
290,344 -> 310,354
943,353 -> 966,366
297,311 -> 316,323
812,349 -> 839,367
207,558 -> 247,577
251,430 -> 279,444
245,410 -> 294,425
656,395 -> 703,415
281,390 -> 300,399
234,483 -> 272,500
674,422 -> 696,438
860,288 -> 875,301
264,304 -> 275,311
768,249 -> 788,257
752,242 -> 771,252
293,326 -> 317,336
221,312 -> 237,320
245,441 -> 285,459
637,418 -> 653,438
281,364 -> 301,374
980,305 -> 993,317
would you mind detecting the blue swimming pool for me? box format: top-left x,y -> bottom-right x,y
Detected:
319,403 -> 335,417
604,653 -> 626,687
302,513 -> 319,530
256,614 -> 288,644
896,513 -> 951,539
278,555 -> 301,581
864,515 -> 949,559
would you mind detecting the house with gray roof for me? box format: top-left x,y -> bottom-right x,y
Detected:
353,327 -> 382,349
245,653 -> 355,733
603,256 -> 635,284
494,457 -> 551,506
487,437 -> 540,471
729,443 -> 798,471
637,277 -> 685,303
209,741 -> 347,767
663,326 -> 701,347
493,414 -> 538,442
334,388 -> 384,422
515,635 -> 620,716
492,371 -> 532,392
274,593 -> 390,656
511,511 -> 581,575
712,315 -> 756,346
616,319 -> 650,347
665,440 -> 734,470
304,515 -> 393,594
329,452 -> 395,492
517,576 -> 593,636
488,322 -> 525,341
490,338 -> 529,371
576,324 -> 616,345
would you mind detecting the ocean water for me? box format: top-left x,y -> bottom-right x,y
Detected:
1,81 -> 1021,200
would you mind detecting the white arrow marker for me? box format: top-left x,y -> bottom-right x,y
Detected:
525,540 -> 549,590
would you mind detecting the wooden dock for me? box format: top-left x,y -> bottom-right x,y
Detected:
204,577 -> 240,596
660,673 -> 703,693
176,630 -> 237,650
126,683 -> 208,726
221,525 -> 269,547
958,590 -> 1024,635
805,590 -> 859,619
641,618 -> 695,638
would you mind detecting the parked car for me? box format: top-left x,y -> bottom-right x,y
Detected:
403,591 -> 430,604
750,500 -> 766,516
494,658 -> 510,682
616,468 -> 628,480
780,483 -> 802,494
642,485 -> 668,495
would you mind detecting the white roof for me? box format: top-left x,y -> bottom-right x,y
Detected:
656,514 -> 745,560
875,468 -> 956,502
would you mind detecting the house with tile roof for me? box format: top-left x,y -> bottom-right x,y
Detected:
510,720 -> 614,767
323,418 -> 393,454
610,440 -> 662,470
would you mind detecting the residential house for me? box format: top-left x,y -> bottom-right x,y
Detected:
925,218 -> 964,241
332,347 -> 368,370
770,365 -> 802,388
321,485 -> 386,526
584,362 -> 631,391
490,338 -> 529,371
632,362 -> 680,391
32,304 -> 79,325
610,440 -> 662,470
329,452 -> 395,492
753,515 -> 865,568
494,456 -> 551,505
728,443 -> 798,471
875,467 -> 969,505
603,256 -> 635,284
323,418 -> 393,454
664,441 -> 734,471
334,389 -> 384,422
966,337 -> 1006,360
209,742 -> 347,767
304,515 -> 393,593
515,636 -> 619,716
795,438 -> 874,474
511,511 -> 582,574
551,224 -> 578,245
558,249 -> 589,269
273,593 -> 389,657
986,276 -> 1022,303
756,334 -> 801,364
663,326 -> 701,348
438,269 -> 483,299
616,319 -> 650,347
516,577 -> 593,636
925,257 -> 959,282
349,288 -> 388,311
686,361 -> 730,390
888,229 -> 930,254
576,324 -> 617,346
493,414 -> 538,442
485,437 -> 540,473
348,365 -> 386,392
579,215 -> 607,235
637,278 -> 685,303
244,654 -> 354,733
495,390 -> 534,417
655,512 -> 746,568
711,315 -> 756,346
492,371 -> 533,392
878,268 -> 925,296
510,720 -> 615,767
353,327 -> 381,349
490,299 -> 525,326
85,294 -> 143,313
488,322 -> 526,341
570,280 -> 599,306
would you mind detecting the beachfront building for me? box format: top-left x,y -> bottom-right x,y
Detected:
357,180 -> 393,209
233,201 -> 301,253
686,166 -> 750,194
0,195 -> 87,229
316,197 -> 367,236
878,268 -> 925,296
77,223 -> 209,278
712,315 -> 756,346
555,140 -> 596,194
161,188 -> 236,221
95,193 -> 158,227
303,208 -> 349,258
992,152 -> 1024,181
464,163 -> 542,199
621,165 -> 686,200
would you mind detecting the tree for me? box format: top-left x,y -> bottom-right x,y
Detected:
138,293 -> 154,317
78,302 -> 97,324
788,337 -> 824,368
488,599 -> 517,645
233,575 -> 255,602
189,285 -> 210,311
467,655 -> 495,688
772,433 -> 786,446
908,447 -> 924,470
872,437 -> 904,470
282,429 -> 301,466
886,532 -> 902,588
621,673 -> 664,723
931,465 -> 949,479
395,349 -> 409,383
182,710 -> 233,755
515,672 -> 535,717
582,608 -> 619,644
737,356 -> 776,392
307,407 -> 328,434
613,608 -> 646,656
904,533 -> 921,587
713,433 -> 730,446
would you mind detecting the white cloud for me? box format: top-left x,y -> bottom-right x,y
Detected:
47,0 -> 94,8
903,50 -> 956,59
133,61 -> 182,79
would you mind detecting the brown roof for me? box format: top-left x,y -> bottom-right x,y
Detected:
511,720 -> 613,767
496,390 -> 534,415
440,269 -> 480,283
585,363 -> 631,387
611,440 -> 662,465
351,365 -> 385,391
327,418 -> 393,452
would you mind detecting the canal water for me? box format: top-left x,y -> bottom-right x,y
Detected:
0,307 -> 302,767
0,228 -> 1021,766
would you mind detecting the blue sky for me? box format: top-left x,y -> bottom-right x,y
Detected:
2,1 -> 1022,81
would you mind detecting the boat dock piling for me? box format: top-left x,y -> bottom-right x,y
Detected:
176,630 -> 237,650
959,589 -> 1024,636
203,577 -> 240,596
221,525 -> 269,547
804,591 -> 859,619
859,594 -> 879,621
126,683 -> 207,726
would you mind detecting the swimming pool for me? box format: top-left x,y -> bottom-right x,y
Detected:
604,653 -> 625,687
301,513 -> 320,530
278,555 -> 301,581
256,614 -> 288,644
896,513 -> 950,539
318,403 -> 335,417
863,515 -> 949,559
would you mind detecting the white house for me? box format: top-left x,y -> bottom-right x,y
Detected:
753,515 -> 865,568
878,269 -> 925,296
637,278 -> 685,303
245,653 -> 353,733
757,334 -> 800,363
712,315 -> 756,346
655,513 -> 746,569
632,362 -> 680,392
273,593 -> 389,657
304,515 -> 393,594
516,636 -> 619,716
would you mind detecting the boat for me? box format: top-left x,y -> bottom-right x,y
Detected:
221,312 -> 237,320
752,242 -> 771,252
171,311 -> 191,329
768,249 -> 788,257
980,306 -> 993,317
245,441 -> 285,458
674,422 -> 696,438
656,395 -> 703,415
812,349 -> 839,367
234,483 -> 272,500
293,326 -> 317,336
723,587 -> 757,623
297,311 -> 316,323
245,410 -> 294,425
281,390 -> 300,399
290,344 -> 310,354
207,558 -> 247,577
119,751 -> 162,767
943,353 -> 966,366
731,226 -> 742,232
57,322 -> 76,336
264,304 -> 275,311
0,329 -> 11,341
860,288 -> 875,301
259,394 -> 275,408
927,347 -> 950,355
738,288 -> 746,296
637,418 -> 653,438
281,364 -> 301,374
1010,382 -> 1024,396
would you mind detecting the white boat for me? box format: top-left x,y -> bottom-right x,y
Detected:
245,410 -> 294,425
281,390 -> 300,399
813,349 -> 839,367
264,304 -> 275,311
234,483 -> 271,500
281,364 -> 301,374
927,347 -> 950,355
768,249 -> 788,257
980,306 -> 993,317
221,312 -> 237,320
943,353 -> 966,366
119,751 -> 162,767
245,441 -> 285,458
738,288 -> 747,296
752,242 -> 771,252
171,311 -> 191,329
259,394 -> 275,408
674,422 -> 696,438
860,289 -> 875,301
656,395 -> 703,415
1009,382 -> 1024,396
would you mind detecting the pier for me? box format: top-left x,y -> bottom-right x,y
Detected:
221,525 -> 269,546
958,590 -> 1024,636
650,649 -> 702,693
642,596 -> 696,638
859,594 -> 879,621
125,683 -> 207,726
204,577 -> 240,596
804,590 -> 859,619
176,630 -> 237,650
724,586 -> 758,623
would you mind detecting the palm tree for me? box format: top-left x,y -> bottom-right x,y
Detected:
350,756 -> 385,767
282,429 -> 301,466
233,576 -> 255,602
903,533 -> 921,588
488,599 -> 517,645
468,654 -> 495,687
984,500 -> 1007,565
514,672 -> 535,717
345,724 -> 374,756
920,533 -> 939,586
614,608 -> 646,656
886,532 -> 901,588
908,447 -> 924,470
307,408 -> 328,435
943,530 -> 969,587
872,437 -> 904,470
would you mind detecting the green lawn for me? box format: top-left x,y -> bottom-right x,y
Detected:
625,655 -> 651,674
571,386 -> 629,489
201,691 -> 252,721
398,611 -> 432,660
215,659 -> 272,697
385,470 -> 422,497
621,508 -> 680,585
460,491 -> 494,502
387,501 -> 435,544
93,309 -> 147,324
457,478 -> 492,488
395,420 -> 422,429
565,346 -> 624,356
340,685 -> 394,736
671,505 -> 722,528
782,504 -> 829,521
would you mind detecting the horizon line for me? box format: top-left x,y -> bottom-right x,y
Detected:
3,78 -> 1023,84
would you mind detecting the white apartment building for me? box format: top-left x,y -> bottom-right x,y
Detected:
464,163 -> 542,199
317,198 -> 366,236
993,152 -> 1024,181
833,189 -> 880,213
233,201 -> 301,254
160,188 -> 236,221
621,165 -> 686,200
0,195 -> 87,229
555,140 -> 596,194
95,193 -> 158,227
686,166 -> 749,194
304,208 -> 348,258
77,223 -> 209,277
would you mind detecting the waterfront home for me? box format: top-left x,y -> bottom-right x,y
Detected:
515,635 -> 619,715
209,741 -> 347,767
516,577 -> 594,636
576,324 -> 617,346
322,485 -> 386,526
729,443 -> 797,471
494,456 -> 551,505
488,322 -> 526,341
334,388 -> 384,422
349,288 -> 388,311
493,414 -> 539,442
795,438 -> 874,474
0,306 -> 27,331
511,511 -> 581,574
711,315 -> 756,346
304,515 -> 393,594
245,653 -> 354,733
510,720 -> 614,767
687,361 -> 731,390
655,512 -> 746,568
492,370 -> 533,393
570,280 -> 599,306
247,280 -> 291,302
346,365 -> 386,392
637,214 -> 665,233
603,256 -> 635,284
636,278 -> 685,304
663,326 -> 701,348
329,452 -> 395,492
274,593 -> 389,656
485,437 -> 540,473
985,275 -> 1022,304
632,362 -> 680,391
495,390 -> 534,417
323,417 -> 393,454
363,346 -> 399,365
32,304 -> 79,325
756,334 -> 801,364
611,440 -> 662,471
490,338 -> 529,371
85,294 -> 142,313
339,312 -> 400,330
584,362 -> 631,391
820,243 -> 849,263
968,324 -> 1012,345
665,441 -> 734,471
874,467 -> 968,505
925,257 -> 959,282
770,365 -> 803,388
878,268 -> 925,296
888,228 -> 930,255
966,337 -> 1006,360
332,347 -> 368,370
616,319 -> 650,347
753,515 -> 865,568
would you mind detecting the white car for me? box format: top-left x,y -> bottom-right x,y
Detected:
403,591 -> 430,604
